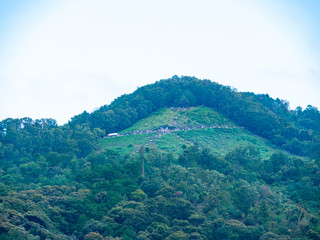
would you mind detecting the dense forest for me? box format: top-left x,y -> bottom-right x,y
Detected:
1,76 -> 320,239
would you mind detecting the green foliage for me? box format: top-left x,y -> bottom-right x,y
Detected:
130,189 -> 147,202
232,180 -> 259,212
1,76 -> 320,239
183,106 -> 234,126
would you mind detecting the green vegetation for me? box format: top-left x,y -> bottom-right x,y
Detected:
152,132 -> 188,155
182,106 -> 235,126
100,107 -> 281,159
121,108 -> 176,133
100,133 -> 158,156
1,76 -> 320,239
176,128 -> 276,158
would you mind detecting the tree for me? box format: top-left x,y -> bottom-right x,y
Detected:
178,145 -> 201,168
130,189 -> 147,202
226,146 -> 261,180
139,147 -> 146,178
165,231 -> 188,240
19,162 -> 41,180
232,180 -> 258,213
84,232 -> 104,240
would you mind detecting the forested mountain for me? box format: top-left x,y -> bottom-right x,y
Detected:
1,76 -> 320,239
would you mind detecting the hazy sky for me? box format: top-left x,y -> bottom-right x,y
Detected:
1,0 -> 319,125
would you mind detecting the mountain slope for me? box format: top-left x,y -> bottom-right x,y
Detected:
0,76 -> 320,239
100,106 -> 284,159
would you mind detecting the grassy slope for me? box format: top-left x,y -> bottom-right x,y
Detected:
99,106 -> 288,159
175,128 -> 276,158
120,108 -> 176,133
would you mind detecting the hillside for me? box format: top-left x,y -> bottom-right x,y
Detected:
0,76 -> 320,240
100,106 -> 281,159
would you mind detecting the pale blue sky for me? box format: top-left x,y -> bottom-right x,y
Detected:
0,0 -> 319,124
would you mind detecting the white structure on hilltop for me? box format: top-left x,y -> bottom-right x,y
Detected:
107,133 -> 119,137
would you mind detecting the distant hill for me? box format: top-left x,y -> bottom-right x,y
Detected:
0,76 -> 320,239
73,76 -> 320,157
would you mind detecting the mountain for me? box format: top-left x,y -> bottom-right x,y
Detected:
0,76 -> 320,240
